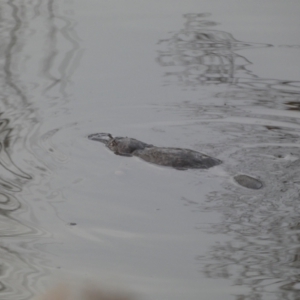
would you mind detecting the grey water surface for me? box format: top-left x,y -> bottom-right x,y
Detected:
0,1 -> 300,300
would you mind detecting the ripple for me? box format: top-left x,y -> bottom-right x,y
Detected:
0,0 -> 82,299
0,178 -> 22,192
0,128 -> 31,179
0,242 -> 51,300
38,128 -> 69,163
0,193 -> 20,212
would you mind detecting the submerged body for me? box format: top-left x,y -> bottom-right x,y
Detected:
134,147 -> 221,169
88,133 -> 262,189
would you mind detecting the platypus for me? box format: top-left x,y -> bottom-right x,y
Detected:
88,133 -> 263,189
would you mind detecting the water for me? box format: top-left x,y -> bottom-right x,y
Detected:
0,1 -> 300,299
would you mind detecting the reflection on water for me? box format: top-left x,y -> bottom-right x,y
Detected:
0,119 -> 31,179
157,13 -> 271,86
158,13 -> 300,300
286,101 -> 300,111
0,0 -> 81,299
221,79 -> 300,112
157,13 -> 300,111
41,0 -> 83,95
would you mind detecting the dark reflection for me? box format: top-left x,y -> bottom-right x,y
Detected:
4,0 -> 27,104
0,119 -> 31,179
157,13 -> 300,111
157,13 -> 271,86
0,0 -> 81,299
41,0 -> 83,95
221,79 -> 300,111
286,101 -> 300,111
159,13 -> 300,300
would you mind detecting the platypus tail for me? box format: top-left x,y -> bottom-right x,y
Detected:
88,133 -> 113,145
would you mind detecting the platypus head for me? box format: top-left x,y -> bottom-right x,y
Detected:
106,137 -> 146,156
88,133 -> 152,156
88,133 -> 113,144
106,137 -> 123,153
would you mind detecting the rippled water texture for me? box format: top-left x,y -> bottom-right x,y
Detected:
1,1 -> 300,300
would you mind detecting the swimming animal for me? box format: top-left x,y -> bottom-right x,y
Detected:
88,133 -> 222,169
88,133 -> 262,189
